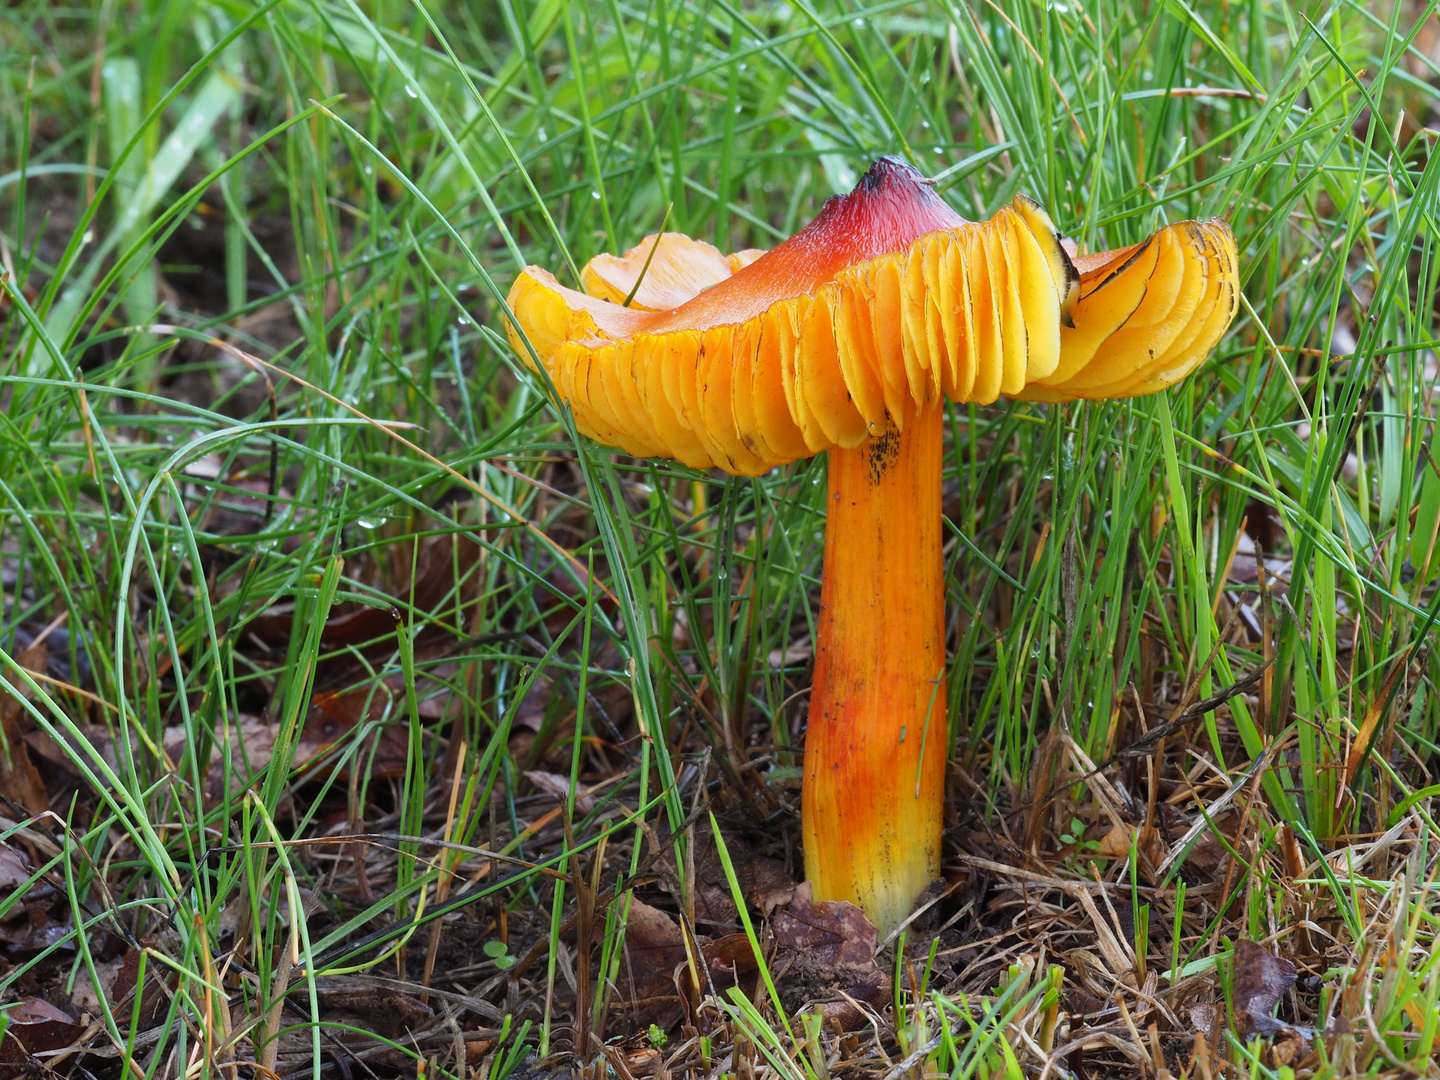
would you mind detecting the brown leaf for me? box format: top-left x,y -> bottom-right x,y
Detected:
0,846 -> 29,892
1343,657 -> 1407,788
0,997 -> 85,1064
771,883 -> 882,1013
315,979 -> 436,1040
298,686 -> 410,776
1232,939 -> 1297,1037
0,907 -> 72,956
1180,811 -> 1241,883
621,1048 -> 665,1079
524,770 -> 595,812
1277,824 -> 1305,880
1097,823 -> 1131,859
617,899 -> 687,1004
773,883 -> 876,968
1064,987 -> 1108,1017
814,973 -> 888,1032
741,855 -> 795,916
702,933 -> 759,978
251,533 -> 481,652
1243,498 -> 1285,553
657,825 -> 792,931
1189,1002 -> 1221,1049
0,845 -> 70,960
1270,1029 -> 1306,1068
69,948 -> 159,1027
0,643 -> 50,814
464,1039 -> 495,1064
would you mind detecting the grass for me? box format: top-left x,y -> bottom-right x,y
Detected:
1,0 -> 1439,1076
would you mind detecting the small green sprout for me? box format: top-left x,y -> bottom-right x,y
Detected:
1059,817 -> 1099,852
484,939 -> 516,970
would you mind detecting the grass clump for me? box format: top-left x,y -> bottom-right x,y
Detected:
1,0 -> 1439,1077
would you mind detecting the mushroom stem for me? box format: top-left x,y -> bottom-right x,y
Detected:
803,404 -> 947,935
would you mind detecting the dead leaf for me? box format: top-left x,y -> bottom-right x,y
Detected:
617,899 -> 687,1005
1063,987 -> 1108,1017
0,843 -> 74,962
1232,939 -> 1297,1037
0,997 -> 85,1069
1180,811 -> 1241,883
314,979 -> 436,1053
298,686 -> 410,776
1189,1002 -> 1221,1049
702,933 -> 759,978
774,883 -> 876,967
656,824 -> 791,931
1098,823 -> 1131,858
524,771 -> 595,812
1242,499 -> 1285,553
0,643 -> 50,814
69,948 -> 157,1027
1270,1029 -> 1306,1067
0,845 -> 30,892
1096,824 -> 1166,874
815,974 -> 888,1032
1342,658 -> 1407,788
767,640 -> 812,669
771,883 -> 882,1012
1277,824 -> 1305,880
0,905 -> 71,956
621,1048 -> 665,1078
252,534 -> 479,650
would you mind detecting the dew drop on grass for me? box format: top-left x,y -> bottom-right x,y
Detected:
591,190 -> 601,200
357,517 -> 383,530
404,84 -> 418,98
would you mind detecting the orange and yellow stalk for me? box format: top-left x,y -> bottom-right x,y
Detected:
803,405 -> 947,935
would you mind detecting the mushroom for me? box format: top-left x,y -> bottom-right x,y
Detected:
506,157 -> 1238,934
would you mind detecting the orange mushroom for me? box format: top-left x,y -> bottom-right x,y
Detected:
506,157 -> 1238,934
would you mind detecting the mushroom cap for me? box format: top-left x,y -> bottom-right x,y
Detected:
506,157 -> 1238,475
